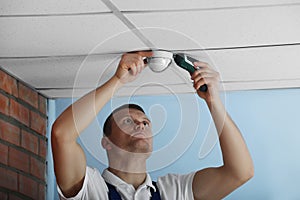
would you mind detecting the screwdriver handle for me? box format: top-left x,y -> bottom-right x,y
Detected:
173,53 -> 208,92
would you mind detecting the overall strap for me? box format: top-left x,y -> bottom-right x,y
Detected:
106,182 -> 122,200
106,181 -> 161,200
150,181 -> 162,200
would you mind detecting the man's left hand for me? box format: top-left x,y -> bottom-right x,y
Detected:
191,61 -> 220,103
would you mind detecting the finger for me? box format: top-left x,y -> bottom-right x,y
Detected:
192,72 -> 216,83
133,54 -> 146,69
198,72 -> 220,83
136,62 -> 142,74
194,79 -> 209,91
136,58 -> 145,73
194,79 -> 206,91
193,61 -> 210,69
191,68 -> 216,79
137,51 -> 153,58
194,77 -> 218,90
129,63 -> 138,76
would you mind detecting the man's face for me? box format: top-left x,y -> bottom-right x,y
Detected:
108,108 -> 153,154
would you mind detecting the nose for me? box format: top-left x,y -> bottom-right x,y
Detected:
134,121 -> 145,130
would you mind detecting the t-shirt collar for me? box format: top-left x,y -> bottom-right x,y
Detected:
102,168 -> 156,192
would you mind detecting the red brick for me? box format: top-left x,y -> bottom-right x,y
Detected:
21,130 -> 38,154
8,194 -> 23,200
8,147 -> 29,172
0,191 -> 8,200
0,143 -> 8,164
18,174 -> 38,199
9,99 -> 29,126
30,111 -> 46,135
30,157 -> 45,180
39,139 -> 47,159
19,83 -> 38,109
0,93 -> 9,115
0,70 -> 18,97
38,95 -> 47,115
38,184 -> 46,200
0,167 -> 18,191
0,119 -> 20,146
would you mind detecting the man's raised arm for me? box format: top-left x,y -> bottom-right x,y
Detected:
51,51 -> 153,197
190,61 -> 254,200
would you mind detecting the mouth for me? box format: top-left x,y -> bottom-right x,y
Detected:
131,132 -> 148,139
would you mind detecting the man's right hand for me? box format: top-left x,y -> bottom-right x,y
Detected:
114,51 -> 153,84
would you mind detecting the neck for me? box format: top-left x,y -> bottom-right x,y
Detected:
108,151 -> 148,189
108,151 -> 148,172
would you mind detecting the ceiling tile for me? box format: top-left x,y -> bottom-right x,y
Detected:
0,14 -> 147,57
187,45 -> 300,91
36,84 -> 194,99
113,0 -> 300,11
190,45 -> 300,82
2,44 -> 300,98
0,0 -> 110,15
37,88 -> 91,99
125,5 -> 300,49
223,79 -> 300,91
0,54 -> 118,88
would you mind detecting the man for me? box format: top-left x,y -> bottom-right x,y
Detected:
51,51 -> 254,199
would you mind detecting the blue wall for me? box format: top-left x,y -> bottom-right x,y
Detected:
48,89 -> 300,199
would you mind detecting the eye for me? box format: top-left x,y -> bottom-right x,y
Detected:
143,121 -> 150,127
123,117 -> 133,125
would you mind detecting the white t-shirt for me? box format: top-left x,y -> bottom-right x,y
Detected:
57,166 -> 196,200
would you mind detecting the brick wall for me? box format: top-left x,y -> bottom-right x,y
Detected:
0,69 -> 47,200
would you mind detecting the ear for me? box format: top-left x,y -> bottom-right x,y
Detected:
101,136 -> 112,150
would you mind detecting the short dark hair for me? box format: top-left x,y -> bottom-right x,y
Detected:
103,104 -> 145,136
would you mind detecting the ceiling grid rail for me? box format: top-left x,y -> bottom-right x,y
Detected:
1,42 -> 300,59
1,2 -> 300,17
100,0 -> 156,49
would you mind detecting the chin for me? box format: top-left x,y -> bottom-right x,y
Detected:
131,142 -> 153,155
131,137 -> 152,148
134,145 -> 152,154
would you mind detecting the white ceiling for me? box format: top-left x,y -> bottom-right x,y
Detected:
1,0 -> 300,98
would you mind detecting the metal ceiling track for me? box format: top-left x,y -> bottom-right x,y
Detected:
1,42 -> 300,59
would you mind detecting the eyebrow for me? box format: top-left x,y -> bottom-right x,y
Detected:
142,117 -> 151,123
118,114 -> 151,123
